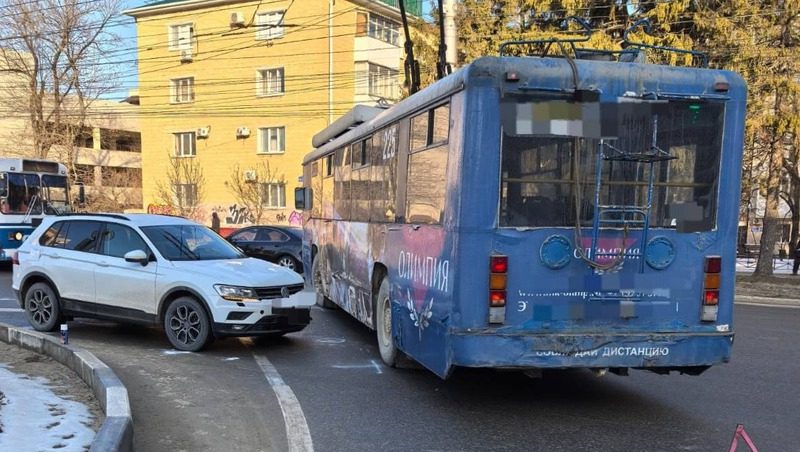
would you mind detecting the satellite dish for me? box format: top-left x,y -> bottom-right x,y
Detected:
626,0 -> 640,16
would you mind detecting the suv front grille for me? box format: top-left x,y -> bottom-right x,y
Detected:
254,283 -> 304,299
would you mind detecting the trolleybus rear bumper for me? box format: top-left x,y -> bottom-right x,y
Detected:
449,331 -> 734,371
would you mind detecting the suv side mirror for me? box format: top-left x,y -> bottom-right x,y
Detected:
124,249 -> 149,266
294,187 -> 311,210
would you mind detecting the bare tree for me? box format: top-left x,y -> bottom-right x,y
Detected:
80,166 -> 141,213
156,154 -> 206,220
225,161 -> 286,224
0,0 -> 122,158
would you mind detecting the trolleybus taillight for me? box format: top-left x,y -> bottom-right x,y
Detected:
701,256 -> 721,321
489,255 -> 507,324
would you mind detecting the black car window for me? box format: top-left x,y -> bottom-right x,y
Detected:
232,229 -> 257,242
260,228 -> 289,242
62,220 -> 103,252
38,222 -> 63,247
99,223 -> 150,258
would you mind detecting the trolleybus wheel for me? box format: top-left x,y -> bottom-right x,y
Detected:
376,277 -> 398,367
312,253 -> 336,309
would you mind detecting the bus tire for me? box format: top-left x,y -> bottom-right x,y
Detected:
312,253 -> 336,309
376,277 -> 398,367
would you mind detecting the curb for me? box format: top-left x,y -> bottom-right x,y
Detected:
735,296 -> 800,308
0,323 -> 133,452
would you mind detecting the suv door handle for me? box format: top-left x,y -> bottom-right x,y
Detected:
97,260 -> 109,267
43,252 -> 61,259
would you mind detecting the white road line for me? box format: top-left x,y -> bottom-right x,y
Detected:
0,308 -> 23,313
332,362 -> 384,374
252,353 -> 314,452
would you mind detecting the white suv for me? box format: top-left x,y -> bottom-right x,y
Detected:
12,214 -> 309,351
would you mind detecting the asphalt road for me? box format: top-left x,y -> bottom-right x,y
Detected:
1,267 -> 798,452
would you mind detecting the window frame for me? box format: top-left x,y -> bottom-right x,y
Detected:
260,182 -> 286,208
356,61 -> 399,100
175,183 -> 198,206
366,13 -> 399,46
255,10 -> 285,40
256,67 -> 285,97
173,131 -> 197,157
257,126 -> 286,154
168,23 -> 193,51
170,76 -> 195,104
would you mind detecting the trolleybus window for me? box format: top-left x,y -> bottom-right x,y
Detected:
500,98 -> 724,231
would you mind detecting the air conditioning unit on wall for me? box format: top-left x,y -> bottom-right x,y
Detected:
180,49 -> 193,63
244,170 -> 257,182
236,127 -> 250,138
230,12 -> 245,28
197,127 -> 210,138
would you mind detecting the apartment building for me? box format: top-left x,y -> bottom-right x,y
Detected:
124,0 -> 414,229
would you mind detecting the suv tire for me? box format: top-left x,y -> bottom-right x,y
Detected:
164,296 -> 213,352
24,282 -> 63,332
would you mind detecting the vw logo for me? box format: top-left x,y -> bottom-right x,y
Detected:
280,286 -> 290,298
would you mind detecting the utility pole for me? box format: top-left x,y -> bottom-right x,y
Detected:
443,0 -> 457,69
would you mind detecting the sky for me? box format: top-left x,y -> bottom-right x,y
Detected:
103,0 -> 147,101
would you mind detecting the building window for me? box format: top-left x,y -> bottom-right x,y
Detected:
369,13 -> 399,45
258,127 -> 285,154
175,183 -> 197,206
171,77 -> 195,103
356,62 -> 399,100
169,24 -> 193,51
256,11 -> 284,40
174,132 -> 196,157
257,68 -> 284,96
260,182 -> 286,208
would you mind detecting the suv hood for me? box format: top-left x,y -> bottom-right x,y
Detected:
170,258 -> 303,287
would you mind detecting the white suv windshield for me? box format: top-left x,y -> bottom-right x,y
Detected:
141,225 -> 244,261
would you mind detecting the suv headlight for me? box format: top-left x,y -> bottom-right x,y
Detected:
214,285 -> 259,302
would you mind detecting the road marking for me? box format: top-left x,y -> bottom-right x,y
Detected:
0,308 -> 23,313
252,353 -> 314,452
332,360 -> 383,374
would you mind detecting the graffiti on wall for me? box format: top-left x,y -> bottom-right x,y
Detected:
288,211 -> 302,226
202,204 -> 304,226
226,204 -> 255,224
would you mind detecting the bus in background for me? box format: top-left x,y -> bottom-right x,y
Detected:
0,158 -> 76,261
296,34 -> 747,379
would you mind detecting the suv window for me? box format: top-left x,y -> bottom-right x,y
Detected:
142,224 -> 243,261
62,221 -> 103,252
39,222 -> 64,247
99,223 -> 150,258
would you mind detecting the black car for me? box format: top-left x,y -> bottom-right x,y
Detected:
226,225 -> 304,273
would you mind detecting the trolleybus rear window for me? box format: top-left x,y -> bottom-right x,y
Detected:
500,98 -> 724,232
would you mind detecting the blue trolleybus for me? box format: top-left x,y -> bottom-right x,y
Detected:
296,39 -> 746,379
0,158 -> 74,261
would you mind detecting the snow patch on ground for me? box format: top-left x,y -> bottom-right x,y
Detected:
0,366 -> 96,451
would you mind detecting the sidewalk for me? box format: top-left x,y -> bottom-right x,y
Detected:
736,257 -> 800,307
0,324 -> 133,452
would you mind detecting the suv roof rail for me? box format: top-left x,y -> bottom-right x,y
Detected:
60,213 -> 131,221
